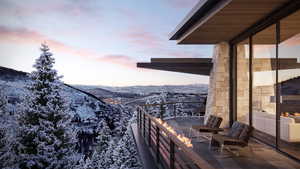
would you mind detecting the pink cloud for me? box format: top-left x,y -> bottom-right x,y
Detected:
97,55 -> 136,68
165,0 -> 198,9
165,50 -> 201,58
2,0 -> 99,18
123,27 -> 165,48
117,8 -> 138,19
0,26 -> 136,68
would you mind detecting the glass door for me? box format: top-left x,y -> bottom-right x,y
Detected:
252,24 -> 277,144
278,9 -> 300,159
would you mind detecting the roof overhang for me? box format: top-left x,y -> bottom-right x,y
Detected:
137,58 -> 212,76
170,0 -> 291,44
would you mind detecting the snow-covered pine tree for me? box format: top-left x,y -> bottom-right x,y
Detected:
96,120 -> 111,152
89,120 -> 113,169
0,89 -> 11,169
0,89 -> 7,116
77,156 -> 94,169
99,139 -> 117,168
110,121 -> 141,169
113,105 -> 132,138
16,44 -> 79,169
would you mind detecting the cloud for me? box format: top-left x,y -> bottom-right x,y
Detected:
122,27 -> 165,48
0,26 -> 136,68
165,0 -> 198,9
0,0 -> 100,18
97,54 -> 136,68
165,50 -> 202,58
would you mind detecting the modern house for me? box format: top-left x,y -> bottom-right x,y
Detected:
134,0 -> 300,169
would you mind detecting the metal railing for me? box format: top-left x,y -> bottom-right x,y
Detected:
138,101 -> 204,120
136,102 -> 215,169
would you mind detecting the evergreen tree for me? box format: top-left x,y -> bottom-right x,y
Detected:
99,139 -> 117,169
0,89 -> 8,116
0,89 -> 12,168
96,120 -> 111,152
16,44 -> 79,169
90,120 -> 112,169
109,119 -> 141,169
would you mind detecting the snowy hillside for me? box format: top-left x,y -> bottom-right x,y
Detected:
0,48 -> 141,168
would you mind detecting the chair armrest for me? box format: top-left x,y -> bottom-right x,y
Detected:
204,128 -> 224,132
192,125 -> 205,130
212,134 -> 247,147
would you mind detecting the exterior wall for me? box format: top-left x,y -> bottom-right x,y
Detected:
205,42 -> 230,127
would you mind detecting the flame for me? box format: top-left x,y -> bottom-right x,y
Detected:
154,117 -> 193,148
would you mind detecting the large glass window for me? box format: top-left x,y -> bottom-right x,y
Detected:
252,25 -> 277,139
278,9 -> 300,159
237,39 -> 250,124
234,8 -> 300,161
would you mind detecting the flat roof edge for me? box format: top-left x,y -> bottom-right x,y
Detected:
169,0 -> 220,40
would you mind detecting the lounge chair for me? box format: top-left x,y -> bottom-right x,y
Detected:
210,121 -> 253,156
192,115 -> 223,134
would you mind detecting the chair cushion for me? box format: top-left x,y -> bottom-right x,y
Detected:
205,115 -> 222,128
239,125 -> 252,142
227,121 -> 244,139
205,116 -> 214,127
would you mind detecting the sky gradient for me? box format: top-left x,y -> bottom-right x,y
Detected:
0,0 -> 212,86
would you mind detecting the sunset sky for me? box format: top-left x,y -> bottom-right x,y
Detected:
0,0 -> 212,86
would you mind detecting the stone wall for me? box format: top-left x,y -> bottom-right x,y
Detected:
205,42 -> 230,127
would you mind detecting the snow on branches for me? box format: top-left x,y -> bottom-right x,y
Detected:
16,44 -> 80,169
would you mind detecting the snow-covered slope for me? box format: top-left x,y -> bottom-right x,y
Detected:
0,67 -> 129,123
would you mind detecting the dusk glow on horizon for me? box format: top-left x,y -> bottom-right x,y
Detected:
0,0 -> 212,86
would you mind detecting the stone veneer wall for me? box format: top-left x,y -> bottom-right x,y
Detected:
205,42 -> 230,127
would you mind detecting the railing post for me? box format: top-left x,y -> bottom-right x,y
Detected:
156,126 -> 160,164
137,107 -> 140,129
143,112 -> 146,137
173,104 -> 176,118
170,140 -> 175,169
148,117 -> 151,147
160,104 -> 165,120
139,108 -> 142,129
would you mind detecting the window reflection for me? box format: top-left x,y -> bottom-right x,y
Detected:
252,25 -> 277,138
278,10 -> 300,159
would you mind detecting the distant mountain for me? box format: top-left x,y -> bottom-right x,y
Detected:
75,85 -> 141,99
0,66 -> 28,81
97,84 -> 208,95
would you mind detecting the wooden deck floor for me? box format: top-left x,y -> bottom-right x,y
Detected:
167,117 -> 300,169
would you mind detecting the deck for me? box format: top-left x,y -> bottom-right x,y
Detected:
136,109 -> 300,169
168,117 -> 300,169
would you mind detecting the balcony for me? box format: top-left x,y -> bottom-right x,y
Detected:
132,102 -> 300,169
